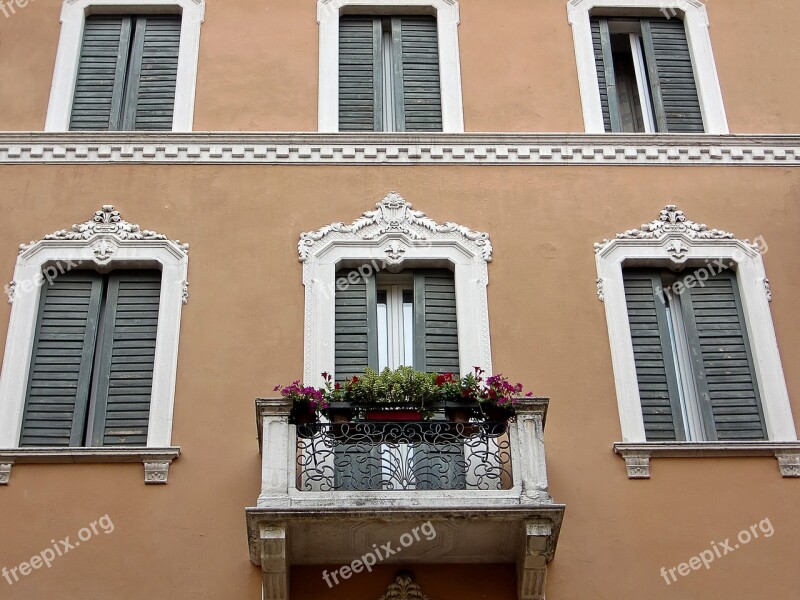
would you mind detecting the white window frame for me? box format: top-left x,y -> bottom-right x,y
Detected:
0,206 -> 189,449
316,0 -> 464,133
44,0 -> 205,132
595,205 -> 795,443
567,0 -> 729,134
298,191 -> 491,385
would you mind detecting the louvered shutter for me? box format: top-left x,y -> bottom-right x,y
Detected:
397,16 -> 442,132
413,270 -> 459,374
590,18 -> 618,133
339,16 -> 381,131
643,18 -> 704,133
89,271 -> 161,446
334,268 -> 378,383
679,271 -> 766,440
69,16 -> 132,131
622,270 -> 685,440
69,14 -> 180,131
124,15 -> 182,131
20,272 -> 104,446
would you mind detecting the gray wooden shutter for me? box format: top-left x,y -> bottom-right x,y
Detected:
414,270 -> 459,374
590,17 -> 619,133
89,271 -> 161,446
69,14 -> 180,132
622,270 -> 685,440
335,268 -> 378,382
124,15 -> 182,131
642,18 -> 704,132
20,272 -> 104,447
397,16 -> 442,132
339,16 -> 382,131
679,271 -> 766,440
69,16 -> 132,131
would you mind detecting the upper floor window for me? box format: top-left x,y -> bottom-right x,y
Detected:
70,15 -> 182,131
591,17 -> 702,133
45,0 -> 205,132
21,269 -> 161,447
317,0 -> 464,133
567,0 -> 728,134
339,15 -> 442,132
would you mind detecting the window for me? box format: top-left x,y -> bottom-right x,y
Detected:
0,206 -> 188,484
21,270 -> 161,447
334,268 -> 464,491
317,0 -> 464,133
623,268 -> 765,441
69,15 -> 182,131
45,0 -> 204,132
339,15 -> 442,132
334,268 -> 458,381
592,16 -> 702,133
567,0 -> 728,134
594,205 -> 796,447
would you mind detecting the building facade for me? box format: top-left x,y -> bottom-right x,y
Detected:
0,0 -> 798,599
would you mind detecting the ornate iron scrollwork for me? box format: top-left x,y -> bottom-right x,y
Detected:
296,421 -> 513,492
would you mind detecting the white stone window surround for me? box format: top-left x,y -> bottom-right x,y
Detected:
594,205 -> 797,448
567,0 -> 729,134
44,0 -> 205,132
298,191 -> 492,385
0,206 -> 188,482
317,0 -> 465,133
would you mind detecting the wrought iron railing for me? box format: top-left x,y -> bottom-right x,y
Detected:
295,421 -> 513,492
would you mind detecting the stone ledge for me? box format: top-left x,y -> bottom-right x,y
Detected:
613,441 -> 800,479
0,447 -> 181,485
0,132 -> 799,166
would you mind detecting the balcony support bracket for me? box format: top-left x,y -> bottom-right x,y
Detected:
259,523 -> 289,600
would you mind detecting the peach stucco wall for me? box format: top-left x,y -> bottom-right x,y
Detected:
0,163 -> 797,599
1,0 -> 800,132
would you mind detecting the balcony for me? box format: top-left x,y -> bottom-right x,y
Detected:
245,397 -> 565,600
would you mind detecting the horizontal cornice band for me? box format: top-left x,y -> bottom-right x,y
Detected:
0,132 -> 799,165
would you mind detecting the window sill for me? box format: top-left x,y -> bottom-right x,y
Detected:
613,441 -> 800,479
0,446 -> 180,485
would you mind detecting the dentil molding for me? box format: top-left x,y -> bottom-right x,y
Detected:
1,133 -> 800,165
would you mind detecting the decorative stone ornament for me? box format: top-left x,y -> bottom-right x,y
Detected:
594,204 -> 736,254
378,572 -> 430,600
298,192 -> 492,263
20,205 -> 189,255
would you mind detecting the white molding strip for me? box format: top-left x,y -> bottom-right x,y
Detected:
0,206 -> 189,451
567,0 -> 728,134
45,0 -> 205,132
0,446 -> 181,484
614,442 -> 800,478
317,0 -> 464,133
1,133 -> 799,165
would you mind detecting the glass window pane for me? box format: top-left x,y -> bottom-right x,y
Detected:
402,290 -> 414,366
377,290 -> 388,371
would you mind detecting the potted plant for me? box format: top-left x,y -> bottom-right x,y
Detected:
473,368 -> 532,423
348,367 -> 436,421
320,372 -> 353,423
273,380 -> 329,433
433,372 -> 477,422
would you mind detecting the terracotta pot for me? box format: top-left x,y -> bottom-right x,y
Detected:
445,407 -> 473,423
365,409 -> 423,422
